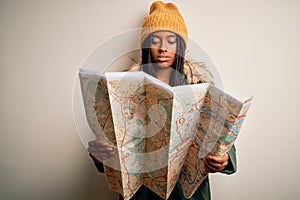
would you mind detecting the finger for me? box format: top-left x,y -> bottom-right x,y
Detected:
88,140 -> 97,147
88,139 -> 110,148
87,146 -> 98,152
100,150 -> 115,157
99,146 -> 113,152
205,158 -> 228,172
94,142 -> 115,153
95,140 -> 109,146
207,153 -> 229,164
207,156 -> 223,164
205,160 -> 225,173
205,160 -> 219,173
93,150 -> 115,160
89,140 -> 110,149
91,153 -> 108,162
88,146 -> 106,153
206,158 -> 223,170
207,157 -> 228,169
89,145 -> 115,157
89,148 -> 115,157
207,157 -> 223,167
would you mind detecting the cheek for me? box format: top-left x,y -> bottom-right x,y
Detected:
169,46 -> 177,61
150,48 -> 159,62
169,53 -> 176,63
169,44 -> 177,53
150,48 -> 158,55
168,42 -> 177,52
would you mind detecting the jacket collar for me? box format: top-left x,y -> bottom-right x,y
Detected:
127,59 -> 215,85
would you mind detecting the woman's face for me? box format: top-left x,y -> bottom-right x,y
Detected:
150,31 -> 177,68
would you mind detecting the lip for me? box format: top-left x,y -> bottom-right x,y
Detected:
157,56 -> 170,62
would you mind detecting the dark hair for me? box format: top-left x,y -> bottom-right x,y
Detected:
140,33 -> 187,86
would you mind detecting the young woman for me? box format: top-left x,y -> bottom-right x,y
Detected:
88,1 -> 236,199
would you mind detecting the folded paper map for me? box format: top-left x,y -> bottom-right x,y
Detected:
78,69 -> 252,199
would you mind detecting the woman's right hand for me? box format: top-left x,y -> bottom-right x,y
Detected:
87,139 -> 115,162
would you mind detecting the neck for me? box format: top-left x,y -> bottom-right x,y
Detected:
155,66 -> 172,84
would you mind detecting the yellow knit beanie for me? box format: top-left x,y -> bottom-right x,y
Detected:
140,1 -> 188,48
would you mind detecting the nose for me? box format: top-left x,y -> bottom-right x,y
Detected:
158,48 -> 167,53
158,41 -> 168,53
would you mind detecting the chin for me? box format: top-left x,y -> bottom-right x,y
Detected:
156,63 -> 172,68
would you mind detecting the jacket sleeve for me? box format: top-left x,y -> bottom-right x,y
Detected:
220,145 -> 237,175
94,161 -> 105,173
89,153 -> 105,173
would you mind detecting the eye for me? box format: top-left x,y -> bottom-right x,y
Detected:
168,40 -> 176,45
151,36 -> 161,45
151,40 -> 160,45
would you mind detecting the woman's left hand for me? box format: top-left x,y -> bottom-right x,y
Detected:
205,153 -> 229,173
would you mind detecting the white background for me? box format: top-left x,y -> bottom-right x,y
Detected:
1,0 -> 299,199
